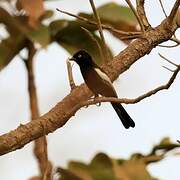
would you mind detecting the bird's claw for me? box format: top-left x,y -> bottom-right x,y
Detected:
95,102 -> 101,107
92,95 -> 101,107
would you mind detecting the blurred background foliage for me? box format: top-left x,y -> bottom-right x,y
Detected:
0,0 -> 138,69
0,0 -> 179,179
57,138 -> 180,180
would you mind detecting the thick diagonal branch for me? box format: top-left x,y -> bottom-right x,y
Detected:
0,10 -> 179,156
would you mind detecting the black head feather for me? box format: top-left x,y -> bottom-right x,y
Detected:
70,50 -> 93,67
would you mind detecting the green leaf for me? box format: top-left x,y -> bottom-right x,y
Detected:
0,35 -> 26,70
41,10 -> 54,20
28,25 -> 50,47
151,137 -> 180,155
114,158 -> 156,180
78,2 -> 138,42
50,20 -> 112,64
56,138 -> 180,180
79,2 -> 137,28
57,168 -> 83,180
96,2 -> 137,25
89,153 -> 116,180
62,153 -> 116,180
68,162 -> 92,180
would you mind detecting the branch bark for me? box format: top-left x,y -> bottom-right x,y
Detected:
136,0 -> 151,30
25,43 -> 52,180
0,8 -> 179,156
89,0 -> 110,62
125,0 -> 145,31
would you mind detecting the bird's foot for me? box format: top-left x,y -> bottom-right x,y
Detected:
85,95 -> 101,108
93,95 -> 101,107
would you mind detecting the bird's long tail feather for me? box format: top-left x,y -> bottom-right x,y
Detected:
111,103 -> 135,129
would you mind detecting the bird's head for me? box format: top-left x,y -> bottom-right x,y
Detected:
69,50 -> 93,66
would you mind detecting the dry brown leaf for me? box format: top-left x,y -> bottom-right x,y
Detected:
16,0 -> 44,28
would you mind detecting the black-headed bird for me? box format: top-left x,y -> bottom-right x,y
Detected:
69,50 -> 135,129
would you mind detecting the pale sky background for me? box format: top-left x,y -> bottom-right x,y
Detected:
0,0 -> 180,179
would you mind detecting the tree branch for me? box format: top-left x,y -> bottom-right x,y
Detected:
136,0 -> 151,30
66,59 -> 76,91
125,0 -> 145,31
158,0 -> 168,17
89,0 -> 110,62
168,0 -> 180,23
80,64 -> 180,106
25,43 -> 52,180
0,10 -> 179,156
56,8 -> 142,40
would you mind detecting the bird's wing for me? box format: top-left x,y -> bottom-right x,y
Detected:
93,67 -> 118,97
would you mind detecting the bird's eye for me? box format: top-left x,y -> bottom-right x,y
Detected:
78,54 -> 82,58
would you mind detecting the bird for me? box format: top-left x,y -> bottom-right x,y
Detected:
69,50 -> 135,129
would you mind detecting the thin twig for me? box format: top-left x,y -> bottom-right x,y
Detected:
66,59 -> 76,91
136,0 -> 151,30
125,0 -> 144,31
162,66 -> 175,73
56,8 -> 141,39
89,0 -> 110,62
158,37 -> 180,48
118,34 -> 142,40
171,37 -> 180,44
80,65 -> 180,105
158,43 -> 179,48
168,0 -> 180,22
158,53 -> 179,67
158,0 -> 168,17
81,27 -> 104,61
25,42 -> 52,180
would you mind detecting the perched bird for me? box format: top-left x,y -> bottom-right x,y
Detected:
69,50 -> 135,129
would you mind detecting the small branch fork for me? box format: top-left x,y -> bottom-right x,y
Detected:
136,0 -> 151,30
125,0 -> 145,31
157,0 -> 180,47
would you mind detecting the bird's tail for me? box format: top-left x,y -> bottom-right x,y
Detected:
111,103 -> 135,129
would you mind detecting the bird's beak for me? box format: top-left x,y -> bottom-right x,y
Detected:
69,57 -> 76,61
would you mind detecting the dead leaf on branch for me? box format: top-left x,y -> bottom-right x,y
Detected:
16,0 -> 45,28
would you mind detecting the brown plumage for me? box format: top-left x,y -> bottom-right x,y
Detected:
70,50 -> 135,129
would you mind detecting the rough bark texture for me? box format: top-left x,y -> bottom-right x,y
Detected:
0,14 -> 179,156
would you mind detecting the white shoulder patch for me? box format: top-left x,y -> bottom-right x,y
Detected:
94,68 -> 112,84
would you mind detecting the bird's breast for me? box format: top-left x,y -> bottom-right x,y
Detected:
80,67 -> 117,97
